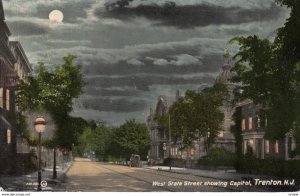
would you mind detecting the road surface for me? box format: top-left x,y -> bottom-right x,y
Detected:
55,158 -> 275,192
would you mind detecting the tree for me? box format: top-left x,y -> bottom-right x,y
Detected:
157,84 -> 228,153
16,54 -> 85,148
91,124 -> 114,161
231,107 -> 243,159
16,54 -> 85,178
230,0 -> 300,149
111,119 -> 150,160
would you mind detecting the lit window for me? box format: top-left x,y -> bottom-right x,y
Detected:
248,139 -> 254,146
190,148 -> 195,156
218,130 -> 224,137
275,140 -> 279,154
0,88 -> 3,108
242,119 -> 246,131
249,117 -> 253,130
6,89 -> 10,111
7,129 -> 11,144
265,140 -> 269,154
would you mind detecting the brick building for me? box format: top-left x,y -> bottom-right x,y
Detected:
0,0 -> 32,174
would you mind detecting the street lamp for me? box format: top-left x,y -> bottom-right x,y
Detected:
163,142 -> 167,159
34,117 -> 46,191
207,129 -> 210,154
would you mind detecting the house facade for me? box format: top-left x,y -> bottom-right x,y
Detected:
239,100 -> 297,160
147,96 -> 169,163
0,0 -> 32,174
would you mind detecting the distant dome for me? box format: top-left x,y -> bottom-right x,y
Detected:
215,48 -> 235,84
215,70 -> 234,84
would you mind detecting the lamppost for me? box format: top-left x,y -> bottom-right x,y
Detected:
207,129 -> 210,154
34,117 -> 46,191
163,142 -> 167,160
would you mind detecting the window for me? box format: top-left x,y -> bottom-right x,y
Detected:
275,140 -> 279,154
242,119 -> 246,131
190,148 -> 195,156
249,117 -> 253,130
244,140 -> 247,154
265,140 -> 269,154
0,88 -> 3,108
6,88 -> 10,111
7,129 -> 11,144
218,130 -> 224,137
171,148 -> 178,156
248,139 -> 254,146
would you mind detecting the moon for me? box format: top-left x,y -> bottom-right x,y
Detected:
49,10 -> 64,23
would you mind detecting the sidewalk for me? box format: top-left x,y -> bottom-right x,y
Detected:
145,166 -> 263,181
0,162 -> 73,192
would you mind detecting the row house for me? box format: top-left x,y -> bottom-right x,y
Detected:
0,0 -> 32,174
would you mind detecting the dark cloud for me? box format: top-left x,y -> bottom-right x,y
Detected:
85,75 -> 214,89
98,2 -> 282,28
81,54 -> 221,76
81,97 -> 148,112
3,0 -> 289,125
7,21 -> 48,35
83,87 -> 140,97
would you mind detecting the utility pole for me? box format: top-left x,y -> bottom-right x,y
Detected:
168,114 -> 172,171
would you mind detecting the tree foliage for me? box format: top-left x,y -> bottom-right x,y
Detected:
111,119 -> 150,159
230,1 -> 300,144
157,84 -> 228,152
231,107 -> 243,159
74,119 -> 151,161
16,54 -> 85,149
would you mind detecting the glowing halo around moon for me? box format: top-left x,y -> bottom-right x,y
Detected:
49,10 -> 64,23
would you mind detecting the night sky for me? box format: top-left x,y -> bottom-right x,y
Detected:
3,0 -> 289,126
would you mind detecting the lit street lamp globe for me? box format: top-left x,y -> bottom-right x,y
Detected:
34,117 -> 46,133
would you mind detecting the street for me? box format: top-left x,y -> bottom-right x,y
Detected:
55,158 -> 264,192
